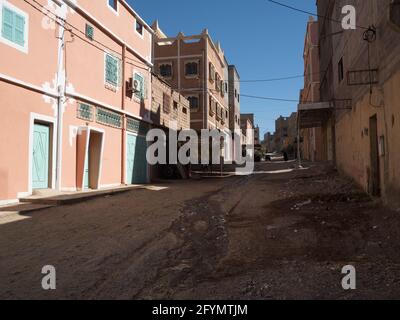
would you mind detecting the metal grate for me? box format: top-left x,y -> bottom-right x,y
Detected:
96,107 -> 122,128
127,117 -> 149,135
77,103 -> 94,121
127,117 -> 140,133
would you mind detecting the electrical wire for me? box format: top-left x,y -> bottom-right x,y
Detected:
24,0 -> 150,71
266,0 -> 370,30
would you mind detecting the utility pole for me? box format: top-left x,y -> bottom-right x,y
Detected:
297,111 -> 302,169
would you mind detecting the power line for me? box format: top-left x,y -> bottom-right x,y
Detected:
266,0 -> 370,30
241,94 -> 298,102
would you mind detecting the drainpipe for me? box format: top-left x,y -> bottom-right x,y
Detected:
121,44 -> 127,185
55,15 -> 66,191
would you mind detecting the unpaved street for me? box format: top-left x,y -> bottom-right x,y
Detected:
1,162 -> 400,299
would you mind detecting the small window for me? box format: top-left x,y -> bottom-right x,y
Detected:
209,63 -> 215,81
215,73 -> 221,91
234,89 -> 237,98
1,4 -> 28,52
185,61 -> 199,77
173,101 -> 178,110
163,93 -> 171,113
85,24 -> 94,40
182,107 -> 188,114
159,63 -> 172,78
238,94 -> 240,103
390,0 -> 400,29
338,57 -> 344,83
105,53 -> 119,87
108,0 -> 118,11
187,96 -> 199,109
136,20 -> 143,35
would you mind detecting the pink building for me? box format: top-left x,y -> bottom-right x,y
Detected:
0,0 -> 154,204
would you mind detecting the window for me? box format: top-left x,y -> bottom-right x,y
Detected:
390,0 -> 400,29
338,57 -> 344,83
216,103 -> 221,120
209,96 -> 215,115
1,3 -> 28,52
163,93 -> 171,114
105,53 -> 119,87
238,94 -> 240,103
209,63 -> 215,81
185,61 -> 199,77
159,63 -> 172,78
215,73 -> 221,91
173,101 -> 178,110
187,96 -> 199,109
108,0 -> 118,12
182,107 -> 188,114
225,83 -> 228,93
134,72 -> 146,100
136,20 -> 143,36
220,80 -> 225,97
85,24 -> 94,40
234,89 -> 237,98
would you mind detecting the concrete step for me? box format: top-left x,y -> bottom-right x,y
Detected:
0,202 -> 55,214
18,185 -> 148,206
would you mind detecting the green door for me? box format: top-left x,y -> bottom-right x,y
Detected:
32,123 -> 50,189
84,146 -> 90,189
127,134 -> 148,184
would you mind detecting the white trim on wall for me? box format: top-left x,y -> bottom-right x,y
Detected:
0,72 -> 58,97
0,0 -> 29,54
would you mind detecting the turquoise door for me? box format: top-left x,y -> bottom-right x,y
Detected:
127,134 -> 148,184
32,123 -> 50,189
84,147 -> 90,189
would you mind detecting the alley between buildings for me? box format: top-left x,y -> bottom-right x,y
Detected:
1,161 -> 400,299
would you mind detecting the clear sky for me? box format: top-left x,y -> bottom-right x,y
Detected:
128,0 -> 317,137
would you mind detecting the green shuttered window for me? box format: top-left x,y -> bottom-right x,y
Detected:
134,73 -> 146,100
1,5 -> 26,47
105,54 -> 119,87
77,103 -> 94,121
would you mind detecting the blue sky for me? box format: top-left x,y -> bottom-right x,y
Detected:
128,0 -> 317,136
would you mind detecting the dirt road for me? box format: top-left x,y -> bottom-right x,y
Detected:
1,161 -> 400,299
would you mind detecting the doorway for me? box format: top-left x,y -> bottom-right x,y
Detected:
369,115 -> 381,196
77,128 -> 104,190
32,122 -> 52,189
126,133 -> 148,184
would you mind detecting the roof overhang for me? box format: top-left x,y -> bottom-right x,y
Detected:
297,102 -> 332,129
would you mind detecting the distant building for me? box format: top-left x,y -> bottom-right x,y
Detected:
228,65 -> 241,161
274,116 -> 289,152
152,23 -> 229,134
298,17 -> 326,162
